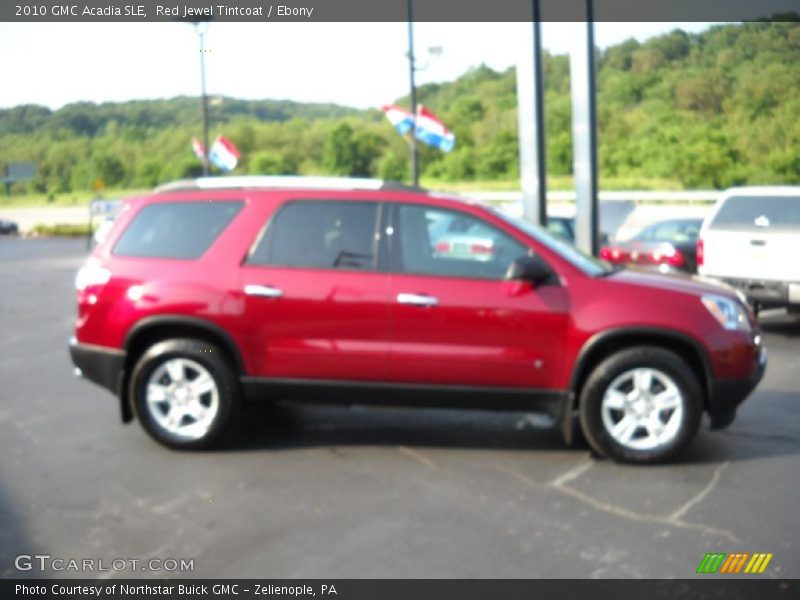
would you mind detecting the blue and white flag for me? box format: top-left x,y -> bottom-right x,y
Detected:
208,135 -> 240,172
381,104 -> 455,153
414,105 -> 455,153
381,104 -> 415,136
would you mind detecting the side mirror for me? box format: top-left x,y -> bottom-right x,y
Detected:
505,255 -> 554,286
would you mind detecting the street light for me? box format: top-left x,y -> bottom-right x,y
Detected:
406,0 -> 443,188
192,21 -> 211,176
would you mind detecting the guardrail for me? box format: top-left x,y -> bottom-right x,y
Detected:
453,190 -> 721,205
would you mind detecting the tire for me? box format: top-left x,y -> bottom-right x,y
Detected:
578,346 -> 702,464
129,338 -> 240,450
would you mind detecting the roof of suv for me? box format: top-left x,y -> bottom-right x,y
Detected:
154,176 -> 421,194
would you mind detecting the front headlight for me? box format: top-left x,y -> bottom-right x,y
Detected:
701,293 -> 751,332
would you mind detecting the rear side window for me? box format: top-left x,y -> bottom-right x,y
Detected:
249,200 -> 379,270
113,201 -> 243,259
709,196 -> 800,230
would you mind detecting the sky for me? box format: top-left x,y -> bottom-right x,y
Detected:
0,22 -> 718,110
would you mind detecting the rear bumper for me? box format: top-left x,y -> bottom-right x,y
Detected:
707,342 -> 767,429
719,277 -> 800,309
69,336 -> 125,396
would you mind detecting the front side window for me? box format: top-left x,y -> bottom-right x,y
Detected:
395,205 -> 529,280
113,201 -> 243,259
492,209 -> 611,276
250,200 -> 379,270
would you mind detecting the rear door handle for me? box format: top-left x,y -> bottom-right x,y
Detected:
244,284 -> 284,298
396,293 -> 438,307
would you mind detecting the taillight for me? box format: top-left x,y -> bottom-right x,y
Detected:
469,243 -> 494,255
651,244 -> 685,268
599,246 -> 622,262
665,249 -> 685,268
434,241 -> 450,253
697,238 -> 704,267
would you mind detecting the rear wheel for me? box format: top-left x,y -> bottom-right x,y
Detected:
129,339 -> 239,450
578,346 -> 702,464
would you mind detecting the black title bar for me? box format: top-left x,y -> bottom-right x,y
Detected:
2,0 -> 800,22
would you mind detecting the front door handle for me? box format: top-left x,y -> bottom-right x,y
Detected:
396,293 -> 438,307
244,284 -> 284,298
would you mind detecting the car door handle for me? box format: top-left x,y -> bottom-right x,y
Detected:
750,239 -> 766,246
244,284 -> 284,298
396,293 -> 438,307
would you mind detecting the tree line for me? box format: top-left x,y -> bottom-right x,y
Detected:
0,21 -> 798,195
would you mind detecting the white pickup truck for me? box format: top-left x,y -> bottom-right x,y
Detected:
698,186 -> 800,314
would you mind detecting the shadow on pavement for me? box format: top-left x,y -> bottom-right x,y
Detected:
0,482 -> 39,579
227,401 -> 575,454
760,313 -> 800,338
223,397 -> 799,465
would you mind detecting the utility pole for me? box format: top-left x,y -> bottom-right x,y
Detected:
195,23 -> 211,176
406,0 -> 419,188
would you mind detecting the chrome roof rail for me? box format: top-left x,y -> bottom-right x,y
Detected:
153,175 -> 421,193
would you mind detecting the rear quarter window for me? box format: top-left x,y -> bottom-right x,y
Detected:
113,201 -> 243,259
709,195 -> 800,231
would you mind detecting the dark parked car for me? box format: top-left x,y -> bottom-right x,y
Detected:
600,218 -> 704,274
70,177 -> 764,463
0,218 -> 19,234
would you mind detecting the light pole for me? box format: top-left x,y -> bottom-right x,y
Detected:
406,0 -> 418,187
406,1 -> 443,188
193,21 -> 211,176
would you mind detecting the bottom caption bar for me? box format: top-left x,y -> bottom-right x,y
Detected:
5,579 -> 795,600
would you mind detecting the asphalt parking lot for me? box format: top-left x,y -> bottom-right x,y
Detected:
0,236 -> 798,579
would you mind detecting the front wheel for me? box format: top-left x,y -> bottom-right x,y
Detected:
129,339 -> 240,450
578,346 -> 702,464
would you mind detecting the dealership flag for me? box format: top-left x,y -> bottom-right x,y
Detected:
191,137 -> 206,161
381,104 -> 455,153
208,135 -> 241,172
414,105 -> 455,153
381,105 -> 415,136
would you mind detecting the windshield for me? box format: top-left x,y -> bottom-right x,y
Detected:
491,209 -> 611,276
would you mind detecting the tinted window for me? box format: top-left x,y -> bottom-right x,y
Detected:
251,201 -> 378,270
396,205 -> 529,280
710,196 -> 800,230
113,201 -> 243,259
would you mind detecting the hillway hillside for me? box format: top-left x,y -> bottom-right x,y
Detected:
1,21 -> 798,199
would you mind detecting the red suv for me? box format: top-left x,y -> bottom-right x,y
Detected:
70,177 -> 766,463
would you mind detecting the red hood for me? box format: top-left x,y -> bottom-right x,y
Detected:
607,267 -> 741,299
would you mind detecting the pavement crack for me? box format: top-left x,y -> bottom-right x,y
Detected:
397,446 -> 439,471
550,460 -> 594,486
667,460 -> 729,522
494,459 -> 740,544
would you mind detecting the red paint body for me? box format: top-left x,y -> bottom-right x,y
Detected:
74,188 -> 763,396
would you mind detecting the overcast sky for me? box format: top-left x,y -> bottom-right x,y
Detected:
0,22 -> 718,110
